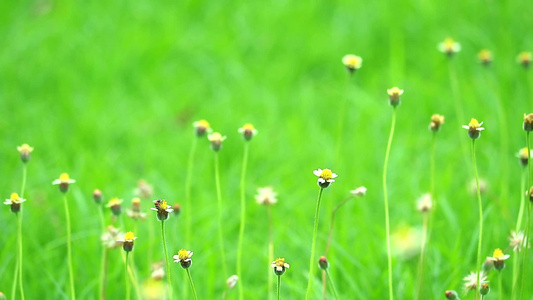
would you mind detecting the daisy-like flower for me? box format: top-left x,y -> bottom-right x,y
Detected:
238,123 -> 258,141
487,248 -> 510,271
134,179 -> 153,199
101,225 -> 123,249
126,197 -> 146,221
52,173 -> 76,193
173,249 -> 193,269
478,49 -> 492,66
350,186 -> 367,197
517,147 -> 533,167
509,230 -> 526,252
271,258 -> 290,276
255,186 -> 278,205
193,119 -> 213,137
93,189 -> 103,204
4,193 -> 27,213
17,143 -> 34,163
517,51 -> 531,68
523,113 -> 533,132
226,275 -> 238,289
117,231 -> 137,252
429,114 -> 445,132
313,168 -> 338,189
416,193 -> 432,213
106,198 -> 123,216
462,118 -> 485,140
463,271 -> 488,291
342,54 -> 363,73
438,38 -> 461,56
318,256 -> 329,270
387,87 -> 404,107
208,132 -> 227,152
151,199 -> 174,221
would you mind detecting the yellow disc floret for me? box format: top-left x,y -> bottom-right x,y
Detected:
178,249 -> 189,260
320,169 -> 333,180
197,120 -> 210,129
159,199 -> 169,210
59,173 -> 70,182
243,123 -> 255,130
493,248 -> 504,259
124,231 -> 135,241
10,193 -> 20,202
468,118 -> 481,128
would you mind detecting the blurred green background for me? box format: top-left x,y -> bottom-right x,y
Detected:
2,0 -> 533,299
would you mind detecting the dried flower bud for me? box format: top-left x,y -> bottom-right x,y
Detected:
208,132 -> 226,152
17,144 -> 34,163
479,283 -> 490,296
172,203 -> 181,215
318,256 -> 329,270
193,120 -> 212,137
478,49 -> 492,66
387,87 -> 404,107
93,189 -> 103,204
523,113 -> 533,132
445,290 -> 460,300
429,114 -> 445,132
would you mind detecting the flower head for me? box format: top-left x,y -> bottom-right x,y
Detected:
101,225 -> 123,249
238,123 -> 258,141
208,132 -> 227,152
462,118 -> 485,140
117,231 -> 137,252
463,271 -> 488,291
438,38 -> 461,56
4,193 -> 27,213
429,114 -> 445,132
523,113 -> 533,132
342,54 -> 363,73
173,249 -> 193,269
478,49 -> 492,66
93,189 -> 103,204
270,258 -> 290,276
444,290 -> 460,300
106,198 -> 123,216
313,168 -> 338,188
509,230 -> 526,252
52,173 -> 76,193
480,283 -> 490,296
517,52 -> 531,68
226,275 -> 239,289
17,144 -> 34,163
134,179 -> 153,199
487,248 -> 510,271
193,119 -> 213,137
126,197 -> 146,221
416,193 -> 432,213
350,186 -> 367,197
151,199 -> 174,221
318,256 -> 329,270
387,87 -> 404,107
517,147 -> 532,167
255,186 -> 278,205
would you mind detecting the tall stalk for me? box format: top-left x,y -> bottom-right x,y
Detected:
161,221 -> 173,300
63,194 -> 76,300
520,132 -> 531,298
237,142 -> 250,300
267,205 -> 274,300
215,152 -> 228,279
471,140 -> 483,300
186,269 -> 198,300
512,169 -> 527,299
185,136 -> 198,248
305,188 -> 324,299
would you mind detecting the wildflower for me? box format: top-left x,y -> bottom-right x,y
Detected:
517,147 -> 532,167
479,283 -> 490,296
444,290 -> 460,300
134,179 -> 153,199
173,249 -> 193,269
151,268 -> 165,281
462,118 -> 485,140
271,258 -> 290,276
17,144 -> 34,163
487,248 -> 510,271
517,52 -> 531,68
106,198 -> 123,216
416,193 -> 432,213
429,114 -> 445,132
151,199 -> 174,221
387,87 -> 404,107
117,231 -> 137,252
318,256 -> 329,270
52,173 -> 76,193
509,231 -> 526,252
350,186 -> 367,197
478,49 -> 492,66
342,54 -> 363,73
208,132 -> 227,152
101,225 -> 123,249
523,113 -> 533,132
193,119 -> 212,137
255,186 -> 278,205
438,38 -> 461,56
4,193 -> 26,213
313,168 -> 338,189
126,197 -> 146,221
238,123 -> 258,141
463,271 -> 488,291
226,275 -> 238,289
93,189 -> 103,204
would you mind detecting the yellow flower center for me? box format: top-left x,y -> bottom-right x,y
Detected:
519,52 -> 532,62
444,38 -> 455,48
320,169 -> 333,180
387,87 -> 404,97
124,231 -> 135,240
10,193 -> 20,201
178,249 -> 189,260
108,198 -> 122,206
493,248 -> 504,259
243,123 -> 255,130
524,113 -> 533,123
59,173 -> 70,181
274,258 -> 285,267
197,120 -> 210,129
18,144 -> 34,153
520,147 -> 529,158
468,118 -> 481,128
132,197 -> 141,204
159,200 -> 169,210
342,55 -> 362,68
210,132 -> 222,141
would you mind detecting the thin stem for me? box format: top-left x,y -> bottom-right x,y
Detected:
322,270 -> 327,300
101,249 -> 108,300
499,271 -> 503,300
98,205 -> 106,300
21,164 -> 27,198
17,213 -> 25,300
125,253 -> 130,300
237,142 -> 250,300
63,194 -> 76,300
511,169 -> 526,299
11,258 -> 19,300
121,251 -> 141,300
326,270 -> 339,300
430,133 -> 436,198
161,221 -> 173,300
186,269 -> 198,300
520,132 -> 532,299
415,213 -> 429,300
215,152 -> 228,278
277,275 -> 281,300
472,140 -> 483,300
383,108 -> 397,300
185,136 -> 198,249
267,205 -> 274,300
305,188 -> 324,299
334,72 -> 352,166
325,196 -> 352,257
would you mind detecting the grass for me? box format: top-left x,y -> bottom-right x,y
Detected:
1,0 -> 533,299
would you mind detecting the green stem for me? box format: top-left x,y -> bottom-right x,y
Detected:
63,194 -> 76,300
277,275 -> 281,300
161,221 -> 173,300
499,271 -> 503,300
430,133 -> 436,198
383,108 -> 397,300
215,152 -> 228,278
21,164 -> 27,198
305,188 -> 324,299
237,142 -> 250,300
520,132 -> 531,299
11,258 -> 19,300
267,205 -> 274,300
512,169 -> 527,300
121,251 -> 141,300
334,72 -> 352,166
326,270 -> 339,300
185,136 -> 198,249
98,205 -> 106,300
472,140 -> 483,300
186,269 -> 198,300
415,213 -> 429,300
322,270 -> 327,300
125,253 -> 130,300
17,213 -> 25,300
325,196 -> 352,257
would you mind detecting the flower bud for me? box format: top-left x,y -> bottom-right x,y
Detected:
524,113 -> 533,132
387,87 -> 404,107
444,290 -> 460,300
17,144 -> 34,164
429,114 -> 445,132
318,256 -> 329,270
479,283 -> 490,296
93,189 -> 103,204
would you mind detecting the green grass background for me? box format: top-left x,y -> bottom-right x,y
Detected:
1,0 -> 533,298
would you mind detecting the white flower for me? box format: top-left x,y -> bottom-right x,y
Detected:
416,193 -> 432,213
350,186 -> 367,197
509,231 -> 526,252
463,271 -> 487,291
255,186 -> 278,205
226,275 -> 239,289
313,168 -> 338,188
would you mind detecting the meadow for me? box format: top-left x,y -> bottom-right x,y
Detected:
2,0 -> 533,299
